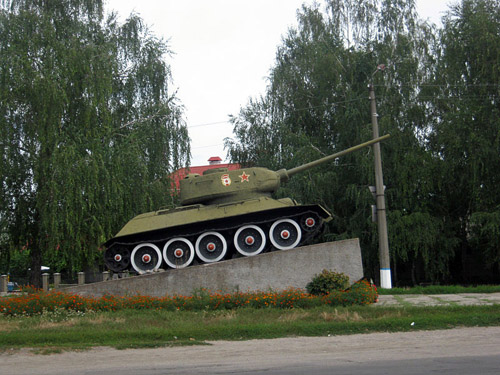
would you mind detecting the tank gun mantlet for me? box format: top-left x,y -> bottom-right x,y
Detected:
276,169 -> 289,183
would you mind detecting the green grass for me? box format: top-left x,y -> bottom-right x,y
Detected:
377,284 -> 500,295
0,304 -> 499,351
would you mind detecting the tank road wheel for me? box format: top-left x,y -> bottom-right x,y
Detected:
269,219 -> 302,250
163,238 -> 195,269
234,225 -> 267,256
104,245 -> 131,272
195,231 -> 227,263
130,243 -> 162,274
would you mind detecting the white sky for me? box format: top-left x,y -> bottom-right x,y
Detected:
105,0 -> 451,167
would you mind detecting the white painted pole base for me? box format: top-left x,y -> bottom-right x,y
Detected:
380,268 -> 392,289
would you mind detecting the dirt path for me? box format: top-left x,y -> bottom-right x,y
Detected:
1,326 -> 499,374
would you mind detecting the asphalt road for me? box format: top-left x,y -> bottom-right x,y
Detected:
1,326 -> 499,375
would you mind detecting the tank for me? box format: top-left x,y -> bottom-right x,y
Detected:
104,135 -> 390,274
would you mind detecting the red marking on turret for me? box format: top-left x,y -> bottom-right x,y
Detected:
239,171 -> 250,182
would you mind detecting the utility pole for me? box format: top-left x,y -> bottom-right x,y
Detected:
369,65 -> 392,289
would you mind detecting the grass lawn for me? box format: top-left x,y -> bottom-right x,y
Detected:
1,304 -> 499,351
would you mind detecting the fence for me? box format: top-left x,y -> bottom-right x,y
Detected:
0,271 -> 132,294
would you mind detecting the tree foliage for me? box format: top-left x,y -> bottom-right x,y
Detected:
428,0 -> 500,281
226,0 -> 500,284
0,0 -> 190,284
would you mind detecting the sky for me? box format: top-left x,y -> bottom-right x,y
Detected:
105,0 -> 452,167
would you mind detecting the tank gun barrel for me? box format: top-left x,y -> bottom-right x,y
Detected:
277,134 -> 390,182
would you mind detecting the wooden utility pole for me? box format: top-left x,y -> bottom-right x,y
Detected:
369,66 -> 392,289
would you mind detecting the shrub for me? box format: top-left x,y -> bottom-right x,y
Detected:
344,279 -> 378,305
321,280 -> 378,306
306,269 -> 350,296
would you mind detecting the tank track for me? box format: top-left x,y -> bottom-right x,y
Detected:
104,206 -> 327,273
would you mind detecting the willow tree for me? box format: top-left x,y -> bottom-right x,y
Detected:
0,0 -> 190,285
226,0 -> 443,284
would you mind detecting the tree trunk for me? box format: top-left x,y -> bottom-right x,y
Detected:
411,259 -> 417,286
29,246 -> 43,288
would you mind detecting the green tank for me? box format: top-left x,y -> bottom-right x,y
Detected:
104,135 -> 389,273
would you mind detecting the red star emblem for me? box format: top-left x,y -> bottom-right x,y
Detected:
239,171 -> 250,182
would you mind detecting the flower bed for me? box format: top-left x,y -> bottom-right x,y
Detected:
0,280 -> 378,316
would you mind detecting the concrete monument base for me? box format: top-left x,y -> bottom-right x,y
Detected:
63,238 -> 363,297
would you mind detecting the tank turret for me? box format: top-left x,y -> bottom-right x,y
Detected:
180,135 -> 390,205
104,135 -> 390,274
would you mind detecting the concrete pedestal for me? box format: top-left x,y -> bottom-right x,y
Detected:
63,239 -> 363,297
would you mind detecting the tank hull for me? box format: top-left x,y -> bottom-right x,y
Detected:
104,197 -> 331,273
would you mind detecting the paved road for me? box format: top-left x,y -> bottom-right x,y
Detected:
1,326 -> 499,375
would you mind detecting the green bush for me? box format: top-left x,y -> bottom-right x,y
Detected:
306,269 -> 350,296
320,280 -> 378,306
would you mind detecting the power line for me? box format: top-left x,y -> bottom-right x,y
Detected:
192,143 -> 224,150
186,90 -> 499,131
186,97 -> 366,129
188,120 -> 231,128
373,83 -> 500,87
